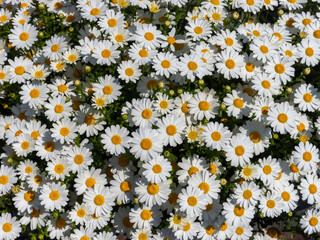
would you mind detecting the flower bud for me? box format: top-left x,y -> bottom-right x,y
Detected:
232,12 -> 239,20
38,3 -> 45,9
278,9 -> 284,16
52,212 -> 59,218
198,79 -> 204,85
220,103 -> 226,110
122,114 -> 128,120
158,81 -> 165,89
169,90 -> 175,96
58,13 -> 64,19
303,67 -> 311,75
220,178 -> 227,186
285,87 -> 292,94
177,89 -> 183,94
84,65 -> 91,72
74,80 -> 81,87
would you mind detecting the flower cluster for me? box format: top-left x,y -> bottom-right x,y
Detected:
0,0 -> 320,239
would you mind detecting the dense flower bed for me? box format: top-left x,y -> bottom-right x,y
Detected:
0,0 -> 320,239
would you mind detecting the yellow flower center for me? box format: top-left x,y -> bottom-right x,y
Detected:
274,64 -> 285,74
140,209 -> 152,220
74,155 -> 84,165
188,166 -> 199,176
58,84 -> 67,92
245,62 -> 255,72
85,178 -> 96,188
234,206 -> 244,216
277,113 -> 288,123
267,199 -> 275,208
233,98 -> 244,108
303,152 -> 312,162
24,191 -> 35,202
249,131 -> 261,143
206,225 -> 215,235
225,59 -> 235,69
54,104 -> 64,113
199,182 -> 210,194
2,223 -> 12,233
60,127 -> 70,137
198,101 -> 210,111
54,164 -> 64,174
152,164 -> 162,173
21,141 -> 30,150
29,89 -> 40,98
309,184 -> 317,194
263,165 -> 272,174
122,216 -> 134,227
167,37 -> 176,44
51,44 -> 60,52
111,135 -> 122,145
235,146 -> 245,156
94,195 -> 105,205
140,138 -> 152,150
101,49 -> 111,58
309,217 -> 318,226
303,93 -> 313,102
85,115 -> 95,125
44,141 -> 55,152
166,125 -> 177,136
305,47 -> 314,57
243,189 -> 252,199
19,32 -> 29,41
56,219 -> 66,229
260,46 -> 269,54
125,68 -> 134,76
139,49 -> 149,57
108,18 -> 117,27
302,18 -> 312,26
161,60 -> 171,69
187,61 -> 198,71
90,8 -> 100,16
236,227 -> 244,235
49,190 -> 60,201
225,38 -> 234,46
187,196 -> 198,206
261,80 -> 271,89
147,183 -> 159,195
313,30 -> 320,39
144,32 -> 154,41
281,191 -> 290,201
194,27 -> 203,34
211,131 -> 221,141
120,181 -> 131,192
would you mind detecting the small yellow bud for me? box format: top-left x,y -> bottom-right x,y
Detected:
74,80 -> 81,87
165,21 -> 171,27
12,186 -> 20,194
303,68 -> 311,75
198,79 -> 204,85
220,178 -> 227,186
220,103 -> 226,110
177,89 -> 183,94
278,9 -> 284,16
285,87 -> 292,94
232,12 -> 239,20
158,81 -> 165,89
84,65 -> 91,72
169,90 -> 175,96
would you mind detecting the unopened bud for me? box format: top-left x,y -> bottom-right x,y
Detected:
74,80 -> 81,87
232,12 -> 239,20
303,67 -> 311,75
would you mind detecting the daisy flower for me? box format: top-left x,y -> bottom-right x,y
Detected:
66,145 -> 93,174
92,40 -> 120,65
12,133 -> 35,157
142,155 -> 172,184
39,182 -> 69,211
188,92 -> 219,121
62,48 -> 80,64
19,207 -> 48,231
294,83 -> 320,112
135,24 -> 164,49
174,217 -> 201,240
128,43 -> 158,66
0,165 -> 17,195
19,81 -> 49,109
79,0 -> 106,21
131,98 -> 160,128
177,154 -> 209,185
12,188 -> 39,214
46,156 -> 70,181
225,133 -> 254,167
112,206 -> 134,235
92,75 -> 122,104
101,125 -> 130,156
74,167 -> 106,195
298,174 -> 320,205
178,53 -> 206,82
8,56 -> 33,83
297,38 -> 320,66
178,186 -> 209,217
251,73 -> 281,98
83,185 -> 115,216
117,60 -> 142,83
47,214 -> 71,240
222,199 -> 255,226
276,184 -> 299,213
257,156 -> 282,186
152,52 -> 179,78
223,90 -> 251,119
98,9 -> 126,33
75,104 -> 106,137
259,192 -> 284,218
51,119 -> 78,144
70,227 -> 96,240
157,114 -> 186,147
202,122 -> 232,151
29,64 -> 50,81
233,181 -> 261,208
43,35 -> 68,61
47,77 -> 75,97
0,213 -> 21,240
187,170 -> 221,203
216,29 -> 242,52
239,121 -> 272,155
186,19 -> 212,41
45,95 -> 73,122
292,141 -> 319,172
129,205 -> 163,229
109,27 -> 131,47
264,55 -> 295,84
16,160 -> 39,181
230,224 -> 253,240
135,178 -> 171,207
300,209 -> 320,234
239,0 -> 263,13
153,92 -> 174,115
129,128 -> 163,162
8,23 -> 38,49
215,49 -> 244,79
110,171 -> 135,204
250,37 -> 278,63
